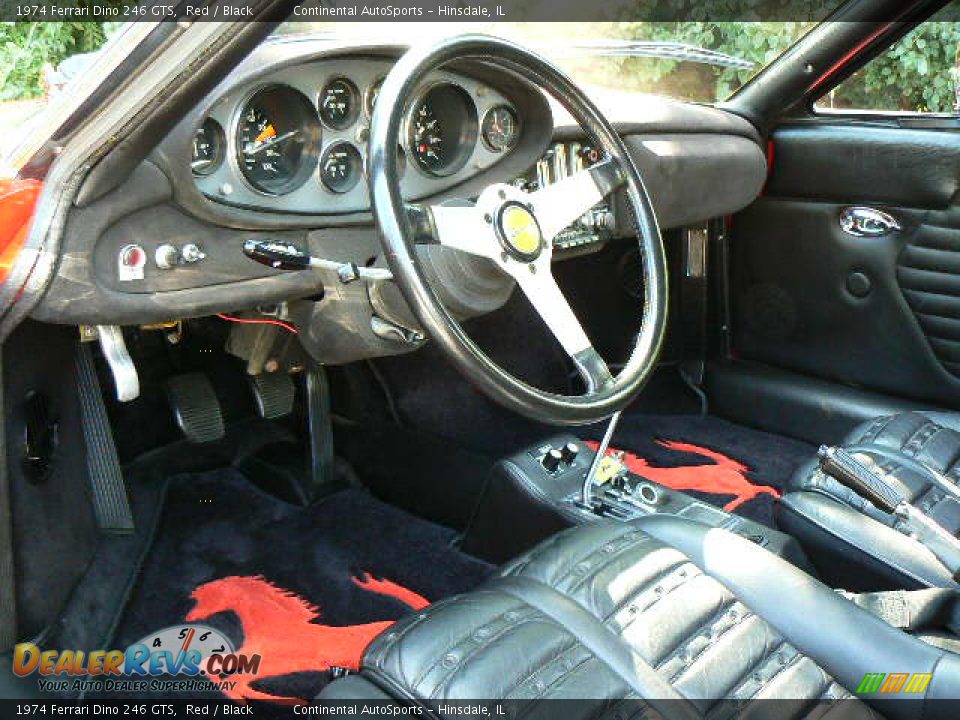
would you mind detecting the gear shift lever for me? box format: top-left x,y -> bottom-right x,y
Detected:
581,410 -> 623,507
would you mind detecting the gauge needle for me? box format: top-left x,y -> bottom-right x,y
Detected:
246,129 -> 299,155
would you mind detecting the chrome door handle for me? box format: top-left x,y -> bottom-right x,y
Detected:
839,206 -> 901,237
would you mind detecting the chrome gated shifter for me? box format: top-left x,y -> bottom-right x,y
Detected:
581,410 -> 623,508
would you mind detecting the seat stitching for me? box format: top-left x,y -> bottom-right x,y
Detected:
369,594 -> 463,676
616,567 -> 712,638
561,531 -> 652,592
724,637 -> 789,699
501,637 -> 582,699
601,560 -> 695,624
857,415 -> 896,444
666,604 -> 756,682
744,644 -> 803,702
904,421 -> 943,459
514,652 -> 597,711
404,603 -> 536,694
658,595 -> 742,674
426,615 -> 546,699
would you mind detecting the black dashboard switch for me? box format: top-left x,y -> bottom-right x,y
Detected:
243,239 -> 310,270
561,442 -> 579,464
542,449 -> 563,473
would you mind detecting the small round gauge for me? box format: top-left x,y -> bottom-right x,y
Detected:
365,77 -> 385,117
319,78 -> 360,130
320,142 -> 363,194
236,85 -> 320,195
191,118 -> 224,176
481,106 -> 519,153
408,83 -> 477,177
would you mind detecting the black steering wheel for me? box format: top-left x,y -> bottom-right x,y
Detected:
368,35 -> 668,426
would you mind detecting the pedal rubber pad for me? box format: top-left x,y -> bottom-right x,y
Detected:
166,372 -> 225,443
77,344 -> 134,533
249,372 -> 296,420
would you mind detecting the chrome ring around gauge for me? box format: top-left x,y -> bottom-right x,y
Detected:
234,85 -> 321,196
364,76 -> 386,119
320,142 -> 363,194
406,83 -> 478,177
481,105 -> 520,153
192,117 -> 225,176
319,77 -> 360,130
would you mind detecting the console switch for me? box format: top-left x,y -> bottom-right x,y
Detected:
561,442 -> 579,464
542,449 -> 563,473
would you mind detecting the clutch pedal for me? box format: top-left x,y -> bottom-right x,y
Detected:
249,373 -> 296,420
166,373 -> 225,443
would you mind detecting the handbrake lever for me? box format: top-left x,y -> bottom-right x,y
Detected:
243,239 -> 393,284
818,445 -> 960,580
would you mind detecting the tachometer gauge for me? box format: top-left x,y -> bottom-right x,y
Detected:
236,86 -> 320,195
191,118 -> 224,176
407,84 -> 477,177
320,142 -> 363,194
481,106 -> 519,153
411,101 -> 444,174
319,78 -> 359,129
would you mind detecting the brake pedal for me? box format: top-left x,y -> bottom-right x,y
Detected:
166,373 -> 225,443
249,373 -> 296,419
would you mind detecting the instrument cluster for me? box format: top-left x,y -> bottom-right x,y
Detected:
190,59 -> 521,214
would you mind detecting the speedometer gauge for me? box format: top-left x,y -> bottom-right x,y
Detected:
236,86 -> 320,195
320,142 -> 362,194
481,106 -> 519,153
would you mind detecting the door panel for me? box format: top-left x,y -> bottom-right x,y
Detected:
730,124 -> 960,409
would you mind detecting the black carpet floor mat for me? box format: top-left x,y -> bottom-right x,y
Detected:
109,470 -> 492,705
586,414 -> 815,527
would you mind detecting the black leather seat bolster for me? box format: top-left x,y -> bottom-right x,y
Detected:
351,517 -> 960,715
782,411 -> 960,590
637,515 -> 960,719
780,491 -> 957,589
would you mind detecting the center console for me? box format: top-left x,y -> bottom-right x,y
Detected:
462,433 -> 811,570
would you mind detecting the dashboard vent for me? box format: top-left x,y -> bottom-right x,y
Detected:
897,222 -> 960,378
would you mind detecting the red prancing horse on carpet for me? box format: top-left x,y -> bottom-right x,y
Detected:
186,573 -> 428,705
586,439 -> 781,511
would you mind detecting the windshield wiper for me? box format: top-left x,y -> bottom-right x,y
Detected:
559,40 -> 754,70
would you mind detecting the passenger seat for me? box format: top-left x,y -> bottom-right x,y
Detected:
780,412 -> 960,591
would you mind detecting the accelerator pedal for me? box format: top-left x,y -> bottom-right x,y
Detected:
76,344 -> 134,534
249,372 -> 296,420
166,373 -> 225,443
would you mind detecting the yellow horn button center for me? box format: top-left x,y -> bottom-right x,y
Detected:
500,205 -> 542,256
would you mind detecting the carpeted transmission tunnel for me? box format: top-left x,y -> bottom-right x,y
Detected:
109,470 -> 492,705
585,414 -> 815,527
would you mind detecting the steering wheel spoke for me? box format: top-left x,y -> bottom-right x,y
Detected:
513,263 -> 613,393
407,202 -> 498,259
529,159 -> 624,242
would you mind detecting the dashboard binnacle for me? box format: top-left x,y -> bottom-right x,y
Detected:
190,59 -> 523,215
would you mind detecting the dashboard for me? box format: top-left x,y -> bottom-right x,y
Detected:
33,37 -> 769,358
190,59 -> 523,215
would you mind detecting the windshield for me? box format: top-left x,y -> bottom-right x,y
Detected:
273,21 -> 820,103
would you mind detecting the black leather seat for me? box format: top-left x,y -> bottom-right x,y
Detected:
782,412 -> 960,590
320,516 -> 960,714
